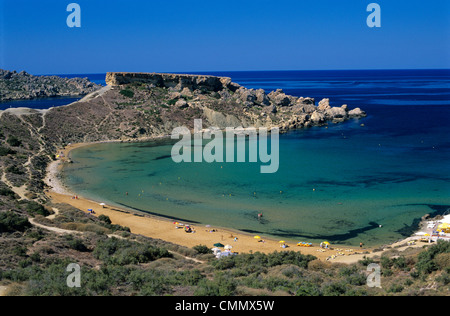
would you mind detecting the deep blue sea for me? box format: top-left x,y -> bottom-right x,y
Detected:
5,69 -> 449,246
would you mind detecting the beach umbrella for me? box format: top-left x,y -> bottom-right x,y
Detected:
279,241 -> 286,243
100,203 -> 106,207
224,245 -> 232,250
214,243 -> 225,248
254,236 -> 261,239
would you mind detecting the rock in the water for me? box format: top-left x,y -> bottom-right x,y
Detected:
326,107 -> 347,119
348,108 -> 366,118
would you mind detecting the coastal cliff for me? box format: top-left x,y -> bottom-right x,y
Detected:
105,72 -> 238,92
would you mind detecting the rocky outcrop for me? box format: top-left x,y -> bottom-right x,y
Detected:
0,69 -> 102,101
348,107 -> 366,118
105,72 -> 240,93
103,72 -> 366,133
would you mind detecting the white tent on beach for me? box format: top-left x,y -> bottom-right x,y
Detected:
439,215 -> 450,224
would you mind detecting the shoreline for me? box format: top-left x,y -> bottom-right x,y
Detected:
44,141 -> 438,263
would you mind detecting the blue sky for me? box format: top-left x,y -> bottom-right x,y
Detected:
0,0 -> 449,74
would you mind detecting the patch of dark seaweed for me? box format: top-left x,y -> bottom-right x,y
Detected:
153,154 -> 172,161
240,221 -> 381,244
114,202 -> 201,224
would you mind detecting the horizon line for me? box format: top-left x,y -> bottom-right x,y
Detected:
35,68 -> 450,77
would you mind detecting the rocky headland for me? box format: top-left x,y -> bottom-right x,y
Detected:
0,70 -> 365,199
0,69 -> 102,101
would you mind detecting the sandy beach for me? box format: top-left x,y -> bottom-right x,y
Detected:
43,142 -> 432,263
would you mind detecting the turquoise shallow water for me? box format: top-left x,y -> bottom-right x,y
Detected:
61,122 -> 450,247
61,70 -> 450,246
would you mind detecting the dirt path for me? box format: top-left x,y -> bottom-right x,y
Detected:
27,208 -> 205,264
28,217 -> 83,236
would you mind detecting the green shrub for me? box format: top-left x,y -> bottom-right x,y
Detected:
193,245 -> 212,255
0,186 -> 16,198
120,89 -> 134,98
416,240 -> 450,275
392,256 -> 408,270
0,211 -> 31,233
380,256 -> 393,269
194,273 -> 237,296
387,283 -> 404,293
93,237 -> 172,265
436,272 -> 450,285
212,251 -> 316,272
96,214 -> 130,233
6,136 -> 22,147
68,238 -> 89,252
295,281 -> 321,296
346,273 -> 367,286
0,145 -> 15,156
322,281 -> 349,296
6,165 -> 24,175
264,277 -> 291,292
24,201 -> 51,217
98,215 -> 112,225
281,265 -> 303,278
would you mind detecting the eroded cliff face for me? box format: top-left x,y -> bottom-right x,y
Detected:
105,72 -> 240,93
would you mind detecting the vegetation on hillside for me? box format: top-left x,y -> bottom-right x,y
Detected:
0,199 -> 448,296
